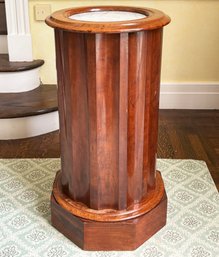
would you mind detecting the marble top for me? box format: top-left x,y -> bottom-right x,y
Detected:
69,11 -> 146,22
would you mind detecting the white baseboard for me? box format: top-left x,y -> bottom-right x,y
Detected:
0,68 -> 40,93
0,111 -> 59,140
0,35 -> 8,54
160,83 -> 219,109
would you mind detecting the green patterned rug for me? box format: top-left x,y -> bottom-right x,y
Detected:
0,159 -> 218,257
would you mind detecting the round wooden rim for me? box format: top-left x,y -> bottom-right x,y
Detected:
46,6 -> 171,33
52,170 -> 165,222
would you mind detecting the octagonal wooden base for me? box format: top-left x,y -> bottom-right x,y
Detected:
51,189 -> 167,251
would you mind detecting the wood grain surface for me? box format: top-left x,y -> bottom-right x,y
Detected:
0,54 -> 44,72
0,84 -> 57,118
46,5 -> 170,250
51,191 -> 167,250
54,27 -> 165,216
46,6 -> 170,33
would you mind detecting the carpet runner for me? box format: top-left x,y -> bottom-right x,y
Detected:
0,159 -> 218,257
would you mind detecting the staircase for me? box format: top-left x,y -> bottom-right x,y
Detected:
0,54 -> 59,139
0,54 -> 44,92
0,1 -> 59,140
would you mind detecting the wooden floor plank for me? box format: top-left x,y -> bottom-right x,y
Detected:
158,110 -> 219,191
0,131 -> 60,158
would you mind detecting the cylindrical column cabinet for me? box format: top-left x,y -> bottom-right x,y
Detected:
46,6 -> 170,251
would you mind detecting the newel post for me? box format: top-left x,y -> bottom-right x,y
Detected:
5,0 -> 33,61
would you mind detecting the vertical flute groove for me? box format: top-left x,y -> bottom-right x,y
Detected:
55,30 -> 69,190
118,33 -> 129,210
88,33 -> 99,209
127,32 -> 146,205
94,34 -> 120,209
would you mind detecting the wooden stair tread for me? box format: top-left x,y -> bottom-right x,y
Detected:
0,54 -> 44,72
0,84 -> 58,118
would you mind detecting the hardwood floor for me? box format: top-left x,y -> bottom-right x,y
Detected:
0,131 -> 60,158
158,110 -> 219,190
0,110 -> 218,190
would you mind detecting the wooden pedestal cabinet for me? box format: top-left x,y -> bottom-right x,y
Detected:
46,6 -> 170,251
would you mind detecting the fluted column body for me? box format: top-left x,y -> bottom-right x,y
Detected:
55,28 -> 162,210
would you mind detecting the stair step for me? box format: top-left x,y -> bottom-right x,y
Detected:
0,84 -> 58,118
0,54 -> 44,72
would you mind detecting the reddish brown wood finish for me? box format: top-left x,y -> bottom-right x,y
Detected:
47,6 -> 170,250
54,28 -> 164,213
46,6 -> 170,33
53,170 -> 165,222
51,189 -> 167,251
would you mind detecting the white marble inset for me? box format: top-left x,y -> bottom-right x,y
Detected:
69,11 -> 146,22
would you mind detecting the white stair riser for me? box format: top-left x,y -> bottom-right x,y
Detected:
0,67 -> 40,93
0,111 -> 59,139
